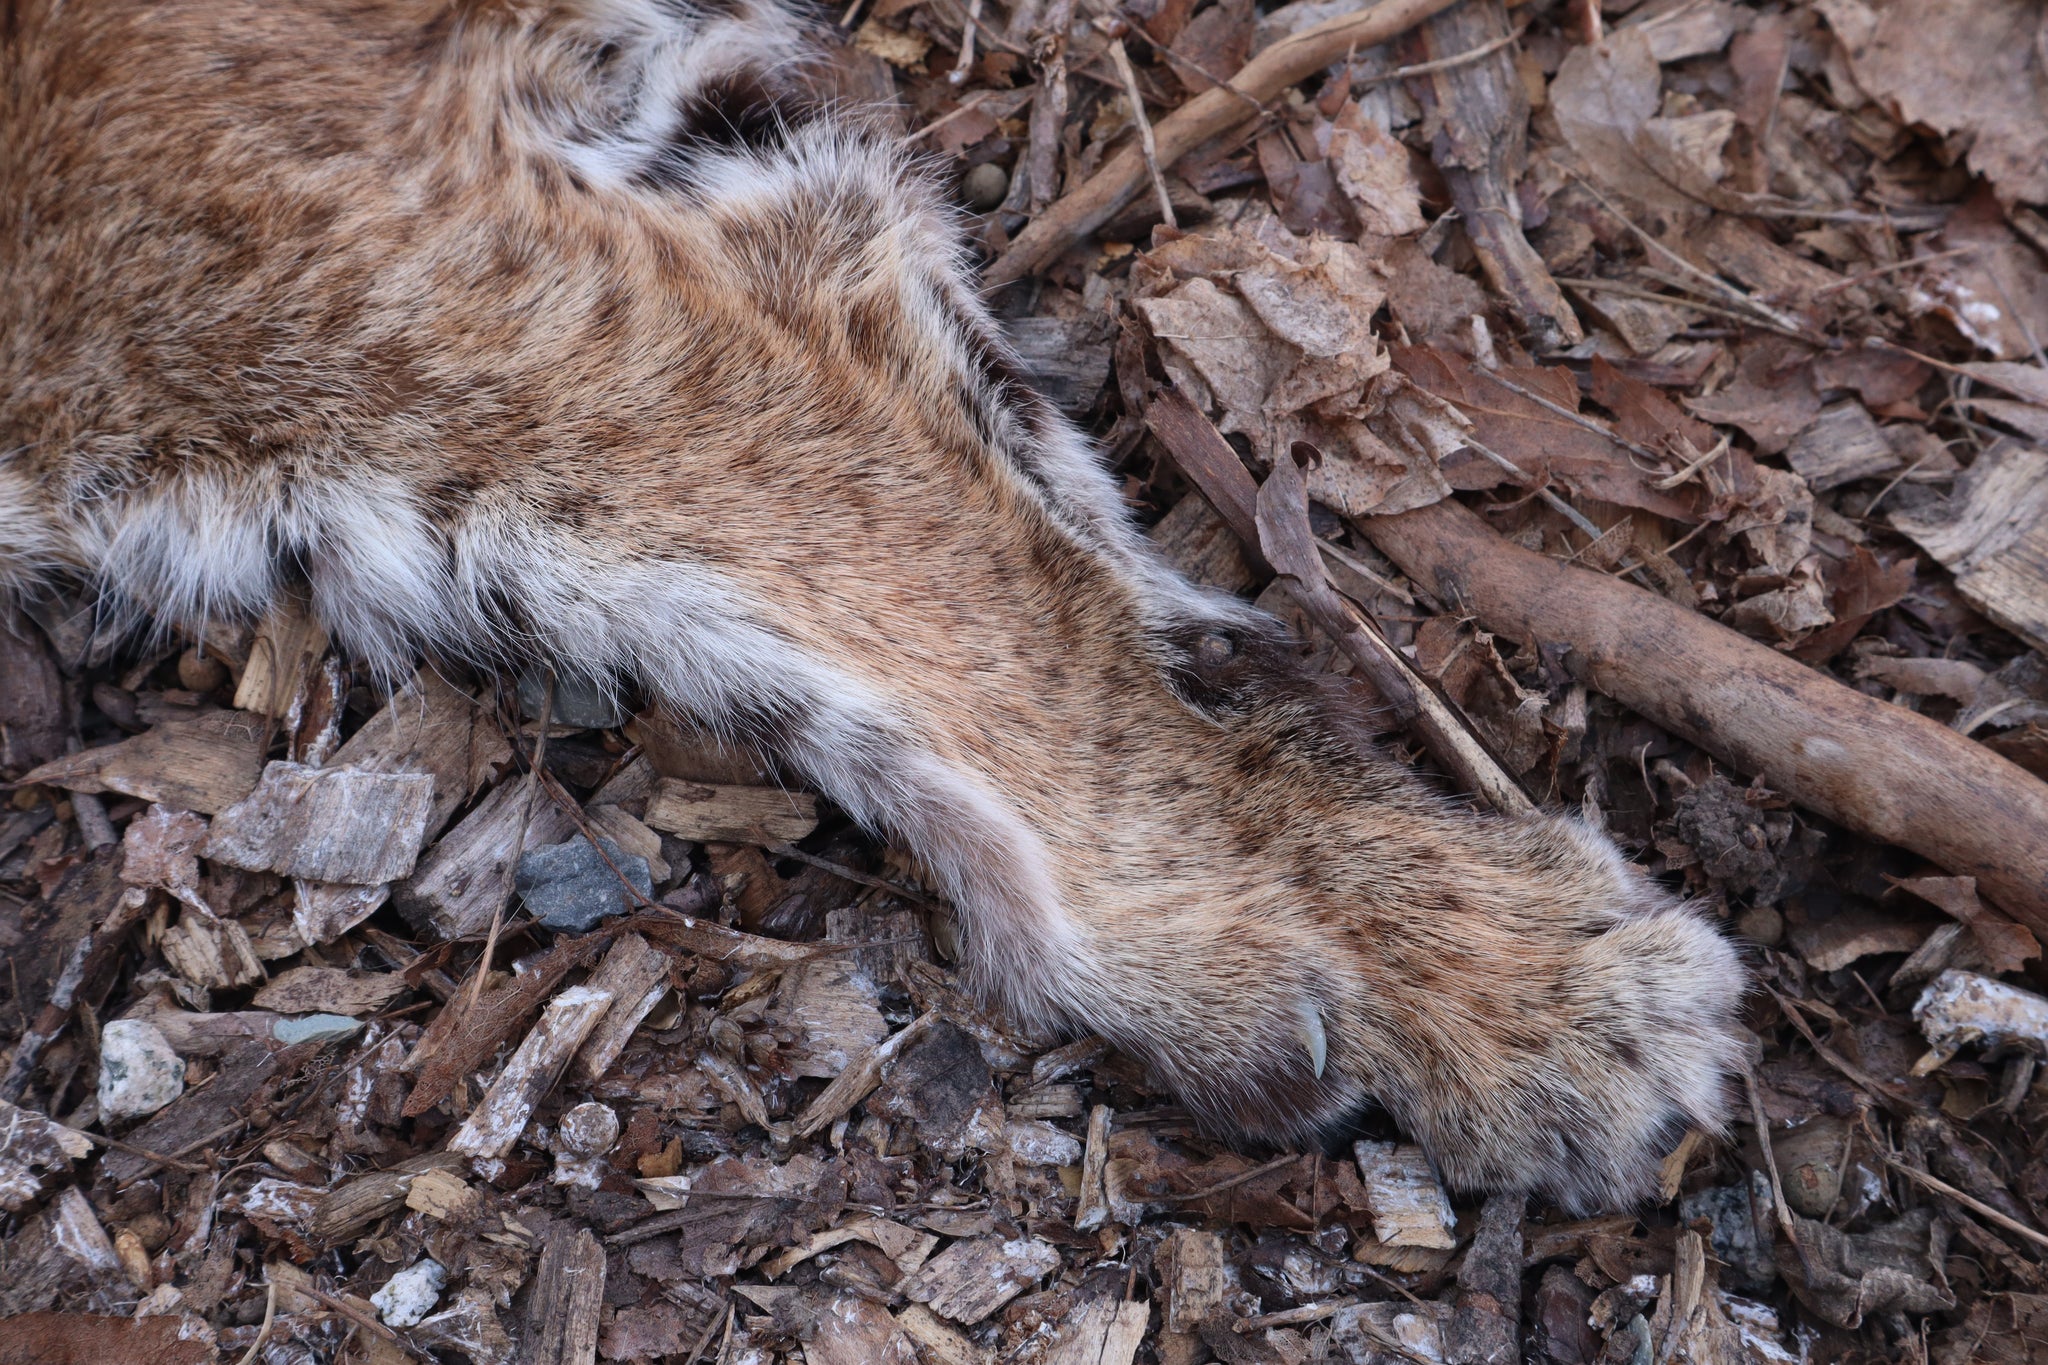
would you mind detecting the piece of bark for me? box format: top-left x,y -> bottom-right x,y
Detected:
401,931 -> 610,1117
1448,1192 -> 1524,1365
1785,401 -> 1899,491
893,1304 -> 986,1365
1403,0 -> 1580,350
524,1226 -> 606,1365
0,1187 -> 127,1315
293,879 -> 390,946
0,881 -> 148,1104
1890,439 -> 2048,655
1075,1103 -> 1114,1232
393,774 -> 577,940
17,707 -> 267,814
310,1151 -> 470,1244
0,1099 -> 94,1212
0,1313 -> 215,1365
234,596 -> 329,719
568,931 -> 672,1086
448,985 -> 614,1162
642,778 -> 819,845
251,966 -> 407,1017
1364,495 -> 2048,929
791,1011 -> 937,1139
582,803 -> 671,883
131,1007 -> 283,1057
206,760 -> 435,884
1149,488 -> 1258,594
159,910 -> 266,991
807,1292 -> 920,1365
1353,1141 -> 1457,1249
1046,1296 -> 1150,1365
902,1235 -> 1061,1324
0,601 -> 67,775
989,0 -> 1463,284
331,668 -> 508,837
1161,1227 -> 1230,1333
775,958 -> 889,1082
102,1039 -> 280,1184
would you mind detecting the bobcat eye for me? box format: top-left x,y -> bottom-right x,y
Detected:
1194,631 -> 1236,667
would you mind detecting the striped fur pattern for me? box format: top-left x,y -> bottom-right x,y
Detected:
0,0 -> 1746,1210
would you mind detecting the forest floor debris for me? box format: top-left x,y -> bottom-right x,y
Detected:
6,0 -> 2048,1360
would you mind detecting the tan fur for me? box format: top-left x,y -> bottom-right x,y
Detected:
0,0 -> 1746,1210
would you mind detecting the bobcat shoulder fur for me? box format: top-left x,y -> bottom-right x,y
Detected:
0,0 -> 1746,1210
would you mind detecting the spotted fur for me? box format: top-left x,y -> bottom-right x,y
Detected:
0,0 -> 1746,1210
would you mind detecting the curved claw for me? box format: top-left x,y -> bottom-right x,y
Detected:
1297,1000 -> 1327,1080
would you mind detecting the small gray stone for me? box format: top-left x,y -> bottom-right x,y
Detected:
516,834 -> 652,931
517,669 -> 630,730
98,1018 -> 185,1120
271,1013 -> 366,1046
961,162 -> 1009,212
558,1101 -> 621,1157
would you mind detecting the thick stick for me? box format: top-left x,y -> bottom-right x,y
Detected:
984,0 -> 1464,285
1363,498 -> 2048,930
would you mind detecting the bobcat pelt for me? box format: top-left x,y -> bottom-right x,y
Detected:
0,0 -> 1746,1210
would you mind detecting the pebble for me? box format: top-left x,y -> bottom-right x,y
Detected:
175,648 -> 228,694
271,1013 -> 365,1046
371,1258 -> 446,1327
1735,902 -> 1784,948
558,1101 -> 621,1157
962,162 -> 1009,212
517,669 -> 629,730
516,834 -> 653,931
98,1018 -> 186,1120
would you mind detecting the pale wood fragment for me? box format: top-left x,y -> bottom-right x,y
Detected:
792,1011 -> 937,1138
292,879 -> 390,946
251,966 -> 406,1017
17,708 -> 267,814
901,1234 -> 1060,1324
403,1167 -> 481,1222
523,1227 -> 606,1365
1892,440 -> 2048,654
894,1303 -> 988,1365
160,911 -> 266,991
394,775 -> 576,939
206,760 -> 436,884
568,932 -> 672,1086
0,1098 -> 94,1212
448,985 -> 614,1161
1045,1297 -> 1149,1365
1073,1103 -> 1113,1232
1160,1227 -> 1230,1334
582,803 -> 671,883
331,668 -> 508,837
234,596 -> 329,719
809,1293 -> 920,1365
1352,1140 -> 1456,1249
310,1152 -> 469,1243
643,778 -> 819,845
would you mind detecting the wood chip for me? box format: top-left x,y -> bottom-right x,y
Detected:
310,1152 -> 469,1243
894,1303 -> 988,1365
1785,400 -> 1901,491
233,597 -> 329,719
901,1235 -> 1060,1324
251,966 -> 407,1017
292,879 -> 390,946
206,761 -> 435,884
642,778 -> 819,845
1074,1103 -> 1113,1231
1891,439 -> 2048,654
808,1292 -> 920,1365
569,931 -> 672,1086
524,1227 -> 606,1365
1046,1297 -> 1149,1365
1161,1227 -> 1229,1333
330,668 -> 508,837
17,708 -> 268,814
160,910 -> 266,991
449,985 -> 614,1162
1352,1140 -> 1456,1249
404,1167 -> 481,1221
0,1099 -> 94,1213
394,774 -> 577,940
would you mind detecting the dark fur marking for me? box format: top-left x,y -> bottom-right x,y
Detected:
635,72 -> 815,192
